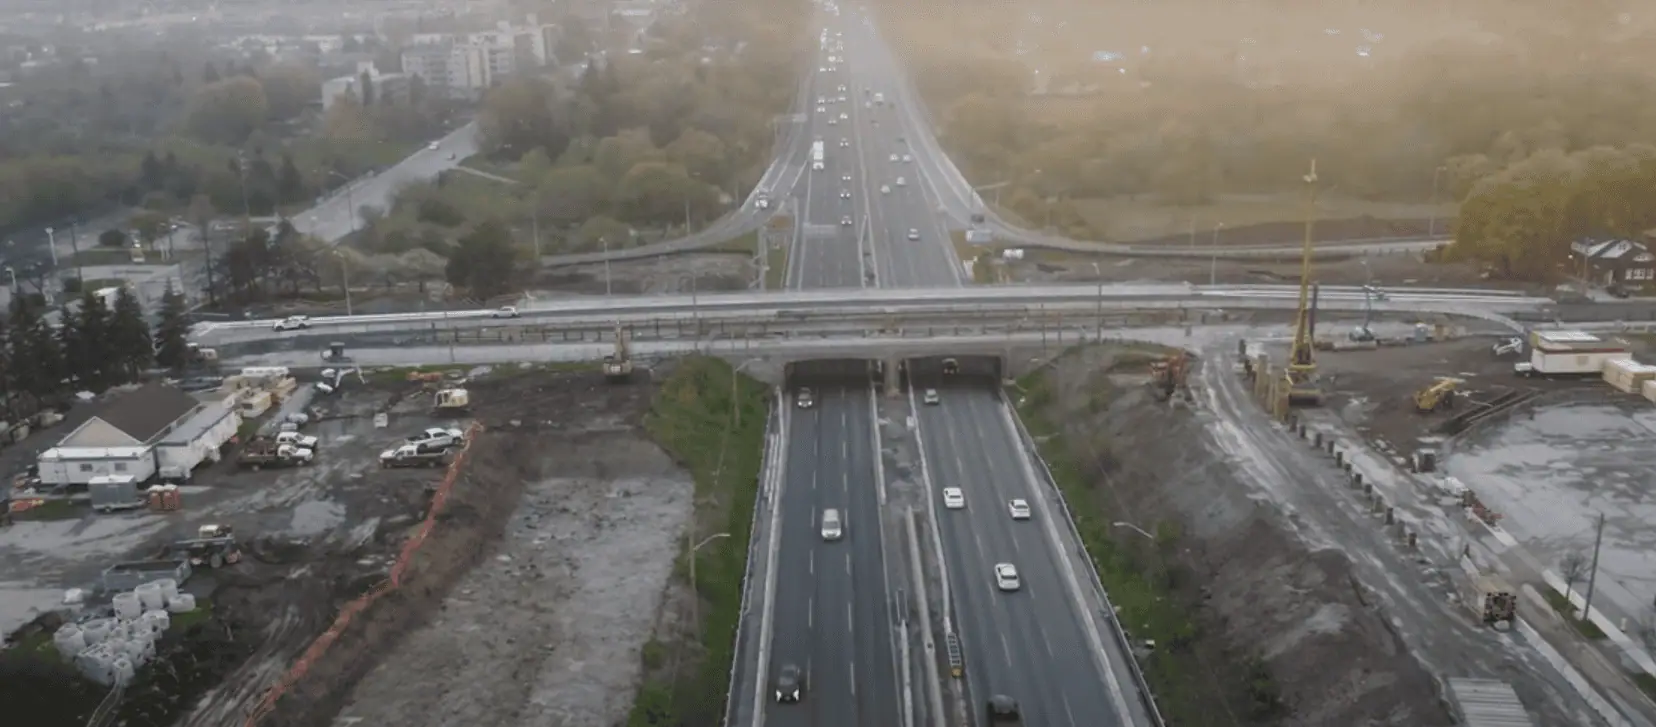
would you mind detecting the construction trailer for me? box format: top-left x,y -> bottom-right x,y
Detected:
1514,331 -> 1631,378
89,475 -> 145,514
433,388 -> 470,414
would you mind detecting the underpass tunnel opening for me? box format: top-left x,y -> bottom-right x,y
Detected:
785,358 -> 881,391
904,355 -> 1003,391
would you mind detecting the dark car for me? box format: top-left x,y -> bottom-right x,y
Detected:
774,663 -> 805,703
986,694 -> 1021,722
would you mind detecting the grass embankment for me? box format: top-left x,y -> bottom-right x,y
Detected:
764,239 -> 788,290
1014,364 -> 1287,724
629,356 -> 769,727
1543,589 -> 1608,640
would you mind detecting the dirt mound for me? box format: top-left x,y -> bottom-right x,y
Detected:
1022,347 -> 1446,726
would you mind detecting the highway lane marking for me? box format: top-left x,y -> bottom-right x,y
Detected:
810,549 -> 815,575
809,596 -> 814,629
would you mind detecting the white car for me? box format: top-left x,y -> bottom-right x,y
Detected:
817,96 -> 826,104
272,315 -> 310,332
812,161 -> 825,171
491,306 -> 520,318
1008,499 -> 1032,520
995,563 -> 1021,591
839,112 -> 848,120
906,228 -> 920,241
406,427 -> 465,450
842,174 -> 852,182
896,176 -> 906,187
828,118 -> 837,125
840,216 -> 853,226
427,141 -> 440,150
943,487 -> 965,509
840,190 -> 852,199
922,388 -> 939,404
902,154 -> 913,163
273,431 -> 320,449
889,153 -> 899,162
840,139 -> 850,148
838,84 -> 847,92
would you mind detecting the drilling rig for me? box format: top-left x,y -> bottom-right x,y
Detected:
1282,159 -> 1324,412
603,325 -> 634,383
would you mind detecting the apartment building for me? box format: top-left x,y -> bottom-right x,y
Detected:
321,61 -> 411,110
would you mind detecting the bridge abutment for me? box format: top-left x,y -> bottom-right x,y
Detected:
883,357 -> 902,397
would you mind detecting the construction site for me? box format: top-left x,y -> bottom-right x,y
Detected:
0,325 -> 736,727
1005,165 -> 1656,725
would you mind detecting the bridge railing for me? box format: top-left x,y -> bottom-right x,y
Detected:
1005,392 -> 1168,727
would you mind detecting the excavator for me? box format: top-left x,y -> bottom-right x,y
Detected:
1150,352 -> 1191,401
1282,159 -> 1324,411
603,325 -> 634,383
1414,377 -> 1461,414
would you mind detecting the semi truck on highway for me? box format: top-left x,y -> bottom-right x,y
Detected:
811,140 -> 825,170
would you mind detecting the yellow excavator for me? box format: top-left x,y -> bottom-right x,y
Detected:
603,325 -> 634,383
1282,159 -> 1324,409
1414,377 -> 1461,414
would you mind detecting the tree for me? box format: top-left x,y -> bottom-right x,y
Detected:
109,287 -> 152,381
536,165 -> 610,227
63,291 -> 114,390
573,216 -> 633,252
154,283 -> 191,372
98,228 -> 128,248
359,71 -> 376,106
1559,551 -> 1590,605
478,79 -> 570,161
184,76 -> 269,145
8,297 -> 63,401
614,162 -> 717,227
445,221 -> 519,300
277,154 -> 304,206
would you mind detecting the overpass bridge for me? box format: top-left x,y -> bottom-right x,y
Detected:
193,284 -> 1549,345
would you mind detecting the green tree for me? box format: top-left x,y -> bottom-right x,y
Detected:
573,216 -> 633,252
185,76 -> 269,144
154,283 -> 191,372
445,221 -> 519,299
536,165 -> 610,227
109,287 -> 153,381
98,228 -> 129,248
615,162 -> 717,227
479,79 -> 571,161
63,291 -> 115,390
8,297 -> 62,400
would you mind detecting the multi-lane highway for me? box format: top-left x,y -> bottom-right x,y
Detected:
761,10 -> 902,727
842,8 -> 1144,724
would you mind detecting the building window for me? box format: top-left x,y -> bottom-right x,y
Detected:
1628,268 -> 1653,281
113,462 -> 128,472
79,464 -> 94,472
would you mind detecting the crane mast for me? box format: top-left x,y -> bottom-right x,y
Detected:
1283,158 -> 1323,407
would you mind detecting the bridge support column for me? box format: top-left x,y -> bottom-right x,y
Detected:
883,358 -> 902,398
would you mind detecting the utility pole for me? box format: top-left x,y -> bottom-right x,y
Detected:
68,222 -> 83,284
1583,512 -> 1607,619
530,207 -> 542,262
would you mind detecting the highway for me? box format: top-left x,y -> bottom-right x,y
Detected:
844,8 -> 1145,725
287,123 -> 481,244
761,10 -> 902,727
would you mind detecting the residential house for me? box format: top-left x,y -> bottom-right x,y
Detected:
1572,238 -> 1656,294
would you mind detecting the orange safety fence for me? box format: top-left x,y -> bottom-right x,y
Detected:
242,421 -> 485,727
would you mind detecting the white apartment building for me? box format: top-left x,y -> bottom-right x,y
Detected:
321,61 -> 412,110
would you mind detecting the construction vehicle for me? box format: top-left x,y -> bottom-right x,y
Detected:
321,341 -> 351,363
379,443 -> 454,469
433,388 -> 470,414
1282,159 -> 1323,409
1462,574 -> 1517,627
1414,377 -> 1461,413
603,325 -> 634,383
162,524 -> 243,569
1149,352 -> 1191,401
237,440 -> 314,470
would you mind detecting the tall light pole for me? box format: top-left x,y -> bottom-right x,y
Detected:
1428,165 -> 1446,237
333,251 -> 353,315
1090,262 -> 1104,342
601,237 -> 612,297
687,531 -> 731,626
1209,222 -> 1224,286
44,227 -> 58,269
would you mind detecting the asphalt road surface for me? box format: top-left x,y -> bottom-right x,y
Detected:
843,10 -> 1141,725
761,15 -> 902,727
289,123 -> 479,244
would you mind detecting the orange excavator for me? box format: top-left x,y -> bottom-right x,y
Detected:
1150,352 -> 1191,401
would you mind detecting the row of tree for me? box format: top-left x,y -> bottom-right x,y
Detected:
890,2 -> 1656,229
0,285 -> 196,420
1447,144 -> 1656,281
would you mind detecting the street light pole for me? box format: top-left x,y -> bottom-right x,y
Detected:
334,251 -> 353,315
1112,521 -> 1155,541
601,237 -> 612,297
1210,222 -> 1224,286
1090,262 -> 1104,342
44,227 -> 58,269
688,531 -> 731,627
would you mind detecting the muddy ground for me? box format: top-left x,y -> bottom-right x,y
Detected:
1,365 -> 700,727
1022,345 -> 1449,726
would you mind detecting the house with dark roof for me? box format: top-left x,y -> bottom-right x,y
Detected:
36,382 -> 242,486
1572,238 -> 1656,294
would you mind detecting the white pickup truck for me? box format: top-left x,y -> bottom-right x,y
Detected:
273,431 -> 319,449
405,427 -> 465,450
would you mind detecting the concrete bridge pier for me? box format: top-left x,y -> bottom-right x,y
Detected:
883,357 -> 902,398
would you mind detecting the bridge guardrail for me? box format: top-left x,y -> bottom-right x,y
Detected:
722,390 -> 781,727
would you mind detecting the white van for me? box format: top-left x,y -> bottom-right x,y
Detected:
821,509 -> 843,541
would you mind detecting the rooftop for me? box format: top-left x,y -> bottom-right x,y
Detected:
97,383 -> 201,443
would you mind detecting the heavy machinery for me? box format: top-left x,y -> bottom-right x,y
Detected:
1149,352 -> 1191,401
603,325 -> 634,383
1282,159 -> 1324,409
237,440 -> 314,470
433,388 -> 470,414
1414,377 -> 1461,413
321,341 -> 352,363
163,524 -> 243,569
1462,574 -> 1517,628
